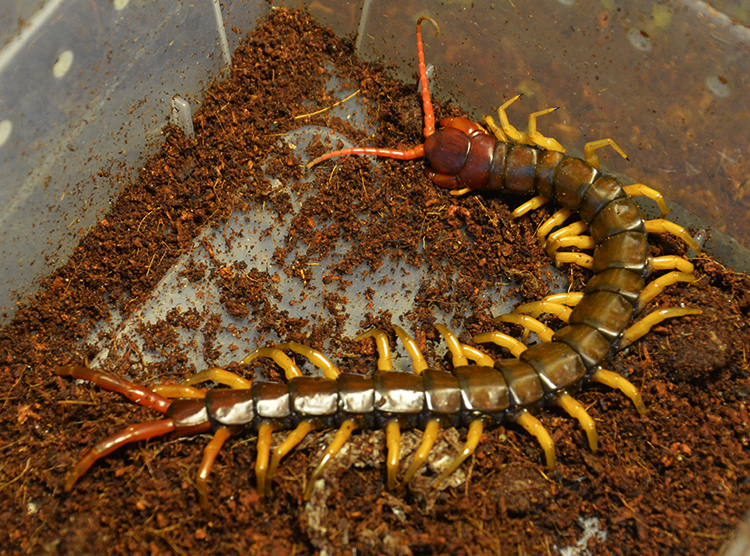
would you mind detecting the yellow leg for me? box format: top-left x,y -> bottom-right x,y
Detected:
449,187 -> 474,197
402,419 -> 441,485
255,423 -> 274,501
623,184 -> 668,218
182,367 -> 253,389
151,384 -> 206,398
583,137 -> 628,170
512,195 -> 550,219
528,107 -> 566,153
555,252 -> 594,269
512,300 -> 572,322
639,271 -> 697,309
537,207 -> 573,247
354,328 -> 393,371
482,114 -> 510,142
645,219 -> 701,253
196,426 -> 234,510
386,420 -> 401,491
652,255 -> 694,274
545,221 -> 589,256
460,344 -> 495,366
393,325 -> 429,374
304,419 -> 357,500
556,393 -> 598,453
435,323 -> 469,367
547,235 -> 596,256
241,347 -> 302,380
266,420 -> 314,499
277,341 -> 341,379
432,419 -> 484,488
620,307 -> 702,349
542,292 -> 584,306
473,331 -> 527,358
516,411 -> 556,470
592,368 -> 647,414
495,313 -> 555,343
495,94 -> 529,144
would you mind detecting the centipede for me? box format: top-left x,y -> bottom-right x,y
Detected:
56,16 -> 703,509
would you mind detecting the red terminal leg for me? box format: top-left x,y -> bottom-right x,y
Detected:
56,365 -> 172,414
64,419 -> 176,491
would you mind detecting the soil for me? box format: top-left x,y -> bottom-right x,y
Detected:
1,9 -> 749,556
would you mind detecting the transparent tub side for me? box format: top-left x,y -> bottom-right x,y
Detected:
297,0 -> 750,269
0,0 -> 267,322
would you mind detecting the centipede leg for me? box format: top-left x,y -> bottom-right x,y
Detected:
354,328 -> 394,371
266,420 -> 314,498
304,419 -> 357,500
241,347 -> 303,380
592,368 -> 647,414
555,251 -> 594,269
583,137 -> 628,170
512,301 -> 572,323
393,325 -> 429,374
276,341 -> 341,379
546,235 -> 596,256
435,323 -> 469,366
527,107 -> 566,153
620,307 -> 703,348
386,420 -> 402,491
537,207 -> 573,247
515,411 -> 556,470
623,184 -> 669,218
492,94 -> 529,144
432,419 -> 484,488
196,425 -> 234,510
645,219 -> 702,253
511,195 -> 550,218
495,313 -> 555,343
255,423 -> 274,502
55,365 -> 172,414
638,271 -> 697,310
64,419 -> 177,491
556,393 -> 598,453
473,331 -> 527,358
402,419 -> 441,485
545,220 -> 589,255
181,367 -> 253,389
652,255 -> 695,274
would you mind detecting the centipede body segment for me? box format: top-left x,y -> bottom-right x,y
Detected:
57,15 -> 702,509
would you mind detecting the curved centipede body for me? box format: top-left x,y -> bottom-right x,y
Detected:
56,16 -> 702,509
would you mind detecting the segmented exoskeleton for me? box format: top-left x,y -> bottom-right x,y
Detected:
57,16 -> 702,509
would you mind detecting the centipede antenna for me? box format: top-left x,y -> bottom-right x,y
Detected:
416,16 -> 440,139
